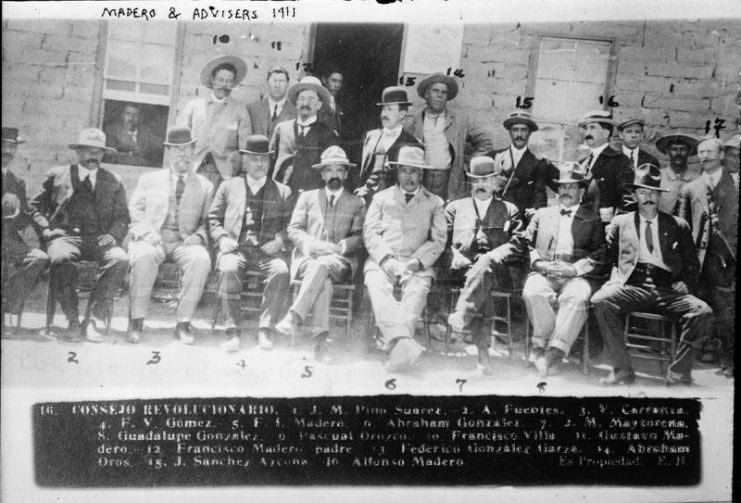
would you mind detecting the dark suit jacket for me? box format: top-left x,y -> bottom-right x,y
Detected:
103,121 -> 163,167
272,120 -> 338,194
581,146 -> 634,214
246,98 -> 298,140
319,102 -> 342,137
32,164 -> 130,244
355,128 -> 422,196
485,147 -> 551,215
2,169 -> 41,245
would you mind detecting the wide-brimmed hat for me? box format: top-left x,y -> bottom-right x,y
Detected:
581,110 -> 616,127
466,156 -> 503,178
723,134 -> 740,151
2,127 -> 25,144
502,110 -> 538,131
67,128 -> 116,152
239,135 -> 273,155
553,162 -> 588,185
287,76 -> 332,107
387,146 -> 437,170
617,118 -> 645,131
655,133 -> 699,156
200,55 -> 247,88
163,126 -> 196,147
416,73 -> 459,101
311,145 -> 356,170
630,163 -> 669,192
376,86 -> 412,106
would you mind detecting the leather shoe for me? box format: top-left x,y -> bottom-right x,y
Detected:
257,329 -> 274,350
84,319 -> 104,343
128,318 -> 143,344
63,318 -> 82,342
274,311 -> 300,341
666,370 -> 693,385
175,322 -> 195,345
314,340 -> 333,364
385,337 -> 423,373
477,346 -> 494,376
221,328 -> 240,352
545,348 -> 565,376
722,366 -> 734,378
599,368 -> 636,386
447,311 -> 466,332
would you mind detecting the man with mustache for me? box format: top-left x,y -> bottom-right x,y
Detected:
404,73 -> 492,202
677,138 -> 737,378
126,126 -> 214,345
2,127 -> 49,336
246,66 -> 297,141
32,129 -> 130,342
722,135 -> 739,190
522,163 -> 605,378
180,55 -> 251,188
275,146 -> 366,363
355,86 -> 422,203
654,133 -> 699,214
103,102 -> 163,167
363,146 -> 447,372
271,76 -> 338,194
445,156 -> 526,374
592,163 -> 712,385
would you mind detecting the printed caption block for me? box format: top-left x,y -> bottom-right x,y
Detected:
34,396 -> 700,487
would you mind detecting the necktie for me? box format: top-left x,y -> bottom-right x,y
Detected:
272,104 -> 278,121
645,220 -> 654,254
176,175 -> 185,204
585,153 -> 594,173
299,124 -> 308,137
405,193 -> 414,204
328,194 -> 335,208
560,208 -> 572,217
630,150 -> 635,168
82,175 -> 93,193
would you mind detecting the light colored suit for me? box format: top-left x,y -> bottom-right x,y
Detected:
246,98 -> 297,140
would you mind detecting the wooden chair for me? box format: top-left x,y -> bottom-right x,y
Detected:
210,270 -> 265,332
289,280 -> 355,347
623,311 -> 679,379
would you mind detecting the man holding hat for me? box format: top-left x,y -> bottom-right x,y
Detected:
32,128 -> 130,342
355,86 -> 422,202
654,133 -> 699,214
271,76 -> 338,194
2,127 -> 49,333
246,66 -> 297,141
180,54 -> 252,188
522,163 -> 605,378
275,146 -> 366,363
363,145 -> 447,372
445,156 -> 527,374
127,126 -> 214,344
208,134 -> 293,352
592,163 -> 712,385
617,118 -> 659,172
404,73 -> 492,202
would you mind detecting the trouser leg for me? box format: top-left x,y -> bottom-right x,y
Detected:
550,277 -> 591,356
47,236 -> 82,322
127,240 -> 164,320
171,243 -> 211,322
89,241 -> 129,321
217,252 -> 246,329
365,269 -> 409,345
522,272 -> 557,350
655,292 -> 713,378
399,273 -> 432,341
2,246 -> 48,313
258,257 -> 290,330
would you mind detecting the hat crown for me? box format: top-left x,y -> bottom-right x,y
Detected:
1,127 -> 22,143
76,128 -> 107,148
379,86 -> 410,105
241,135 -> 271,154
396,146 -> 426,167
467,156 -> 499,177
507,110 -> 534,120
582,109 -> 613,121
319,145 -> 350,164
633,163 -> 663,189
164,126 -> 194,146
555,162 -> 588,184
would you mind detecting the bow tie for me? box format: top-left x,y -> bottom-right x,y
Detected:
560,209 -> 572,217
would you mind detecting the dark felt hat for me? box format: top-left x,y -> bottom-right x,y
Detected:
163,126 -> 196,147
416,73 -> 459,101
376,86 -> 412,106
1,127 -> 25,144
239,135 -> 273,155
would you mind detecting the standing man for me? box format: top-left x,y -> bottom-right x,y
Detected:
208,135 -> 293,352
445,156 -> 526,374
404,73 -> 492,202
2,127 -> 48,334
320,66 -> 344,137
275,146 -> 366,362
677,138 -> 737,377
127,126 -> 214,344
722,134 -> 739,190
363,146 -> 447,372
522,163 -> 605,377
104,102 -> 163,167
271,76 -> 338,194
180,55 -> 251,188
33,129 -> 130,342
617,118 -> 659,172
592,163 -> 712,385
355,86 -> 422,202
654,133 -> 699,214
246,66 -> 297,141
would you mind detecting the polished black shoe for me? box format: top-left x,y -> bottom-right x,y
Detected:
175,322 -> 195,345
599,368 -> 636,385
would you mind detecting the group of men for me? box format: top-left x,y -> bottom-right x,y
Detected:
1,52 -> 738,382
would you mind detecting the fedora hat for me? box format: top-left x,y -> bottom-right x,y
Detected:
581,110 -> 616,127
723,134 -> 740,151
416,73 -> 459,101
502,110 -> 538,131
200,54 -> 247,88
239,135 -> 273,155
387,146 -> 437,170
376,86 -> 412,106
2,127 -> 25,144
655,133 -> 699,156
466,156 -> 502,178
553,162 -> 588,185
311,145 -> 356,169
67,128 -> 116,152
287,76 -> 332,107
163,126 -> 196,147
617,118 -> 645,131
630,163 -> 669,192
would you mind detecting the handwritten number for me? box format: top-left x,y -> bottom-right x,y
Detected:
385,378 -> 397,390
236,359 -> 247,370
399,76 -> 417,87
67,352 -> 79,364
301,365 -> 313,378
537,381 -> 547,393
598,95 -> 619,107
456,378 -> 466,392
705,118 -> 726,138
515,96 -> 534,109
146,351 -> 161,365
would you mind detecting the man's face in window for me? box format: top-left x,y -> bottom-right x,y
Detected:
122,106 -> 141,132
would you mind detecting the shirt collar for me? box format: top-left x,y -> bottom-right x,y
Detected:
382,125 -> 403,137
296,116 -> 317,127
170,169 -> 188,183
511,144 -> 527,155
325,186 -> 344,201
473,195 -> 493,210
268,97 -> 287,109
210,92 -> 228,104
558,203 -> 579,214
591,142 -> 610,158
401,186 -> 421,197
246,173 -> 267,192
640,213 -> 659,225
703,169 -> 723,186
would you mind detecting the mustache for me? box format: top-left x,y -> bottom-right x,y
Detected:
327,177 -> 342,185
584,135 -> 594,140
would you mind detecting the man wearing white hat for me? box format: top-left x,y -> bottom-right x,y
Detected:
654,133 -> 699,214
33,128 -> 130,342
275,146 -> 366,363
180,55 -> 252,188
363,145 -> 447,372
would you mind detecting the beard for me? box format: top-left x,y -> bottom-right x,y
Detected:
326,177 -> 343,190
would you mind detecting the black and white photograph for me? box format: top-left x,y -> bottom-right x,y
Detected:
1,0 -> 738,501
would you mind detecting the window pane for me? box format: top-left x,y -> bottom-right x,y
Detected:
537,39 -> 576,80
139,83 -> 170,96
141,22 -> 177,45
108,21 -> 144,42
106,79 -> 136,92
107,40 -> 139,79
140,45 -> 175,83
573,41 -> 610,83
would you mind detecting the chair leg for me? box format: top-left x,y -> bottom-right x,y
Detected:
211,301 -> 220,333
582,318 -> 590,375
45,283 -> 56,336
506,296 -> 513,361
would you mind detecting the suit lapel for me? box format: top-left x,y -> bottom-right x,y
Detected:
319,188 -> 329,216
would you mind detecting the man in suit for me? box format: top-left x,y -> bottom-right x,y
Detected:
275,146 -> 366,362
677,138 -> 737,377
180,55 -> 251,188
355,86 -> 422,202
246,66 -> 297,142
404,73 -> 492,202
617,118 -> 659,173
722,134 -> 739,190
655,133 -> 699,215
445,156 -> 526,374
363,146 -> 447,372
103,102 -> 164,167
270,76 -> 338,194
592,163 -> 713,385
522,163 -> 605,377
208,135 -> 293,352
2,127 -> 49,334
127,126 -> 214,344
32,128 -> 130,342
578,110 -> 634,223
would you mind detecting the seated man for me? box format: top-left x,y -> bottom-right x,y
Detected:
208,135 -> 293,352
127,126 -> 214,344
523,163 -> 605,377
275,146 -> 366,362
445,156 -> 526,374
592,163 -> 713,385
363,146 -> 447,372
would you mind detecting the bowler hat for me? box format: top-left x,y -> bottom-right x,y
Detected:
376,86 -> 412,107
617,118 -> 645,131
1,127 -> 25,144
239,135 -> 273,155
287,76 -> 332,107
630,163 -> 669,192
553,162 -> 588,185
416,73 -> 459,101
163,126 -> 196,147
312,145 -> 356,169
466,156 -> 502,178
67,128 -> 116,152
655,133 -> 699,156
502,111 -> 539,131
387,146 -> 437,170
200,55 -> 247,88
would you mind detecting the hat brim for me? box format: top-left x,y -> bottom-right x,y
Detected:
2,138 -> 25,144
416,74 -> 459,101
502,117 -> 539,131
287,83 -> 332,109
466,171 -> 501,178
553,178 -> 588,185
617,119 -> 644,130
630,183 -> 669,192
311,160 -> 356,170
583,117 -> 617,127
376,100 -> 412,107
68,142 -> 116,153
239,149 -> 274,155
655,134 -> 699,156
387,160 -> 438,170
200,55 -> 248,88
164,139 -> 197,147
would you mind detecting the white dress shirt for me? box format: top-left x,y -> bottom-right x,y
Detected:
638,214 -> 670,271
510,145 -> 527,169
76,165 -> 97,189
703,169 -> 722,191
554,204 -> 577,259
246,174 -> 267,195
296,115 -> 318,136
622,146 -> 640,170
380,125 -> 403,153
587,142 -> 610,173
473,196 -> 492,218
268,97 -> 287,119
